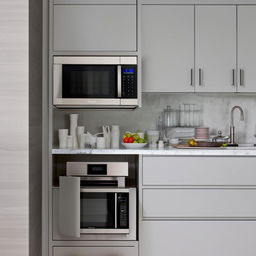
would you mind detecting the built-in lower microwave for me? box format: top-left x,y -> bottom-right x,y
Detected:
58,177 -> 136,240
53,56 -> 139,108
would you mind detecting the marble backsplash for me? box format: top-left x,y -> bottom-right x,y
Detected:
53,93 -> 256,146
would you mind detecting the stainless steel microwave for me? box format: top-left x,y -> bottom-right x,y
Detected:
53,56 -> 139,108
58,177 -> 136,240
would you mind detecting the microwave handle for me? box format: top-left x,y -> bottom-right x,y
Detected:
59,176 -> 80,238
117,65 -> 122,98
115,193 -> 117,228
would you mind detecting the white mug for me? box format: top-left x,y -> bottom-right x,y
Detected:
58,129 -> 68,149
97,137 -> 106,149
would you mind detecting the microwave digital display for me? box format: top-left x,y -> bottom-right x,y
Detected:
123,68 -> 135,74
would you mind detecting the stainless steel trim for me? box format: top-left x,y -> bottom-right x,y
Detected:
67,162 -> 129,177
240,69 -> 244,86
54,56 -> 137,65
199,68 -> 202,86
232,69 -> 235,86
53,64 -> 62,105
54,56 -> 120,65
117,65 -> 122,98
54,98 -> 121,106
80,188 -> 130,193
120,56 -> 137,65
80,229 -> 130,234
115,193 -> 117,228
120,99 -> 139,106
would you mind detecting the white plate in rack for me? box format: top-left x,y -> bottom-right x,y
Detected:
122,143 -> 147,149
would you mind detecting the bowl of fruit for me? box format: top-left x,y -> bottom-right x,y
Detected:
122,131 -> 147,149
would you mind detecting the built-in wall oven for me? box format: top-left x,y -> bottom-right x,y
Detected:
53,56 -> 139,108
55,162 -> 137,240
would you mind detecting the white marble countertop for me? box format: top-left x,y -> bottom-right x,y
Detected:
52,147 -> 256,156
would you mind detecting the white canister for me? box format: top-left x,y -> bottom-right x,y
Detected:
96,137 -> 106,149
70,114 -> 78,148
58,129 -> 68,149
77,126 -> 85,148
111,125 -> 120,149
67,135 -> 73,149
158,140 -> 164,149
79,134 -> 86,149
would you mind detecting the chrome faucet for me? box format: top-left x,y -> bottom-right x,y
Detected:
230,106 -> 245,144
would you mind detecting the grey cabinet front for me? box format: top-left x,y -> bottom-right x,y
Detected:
53,246 -> 138,256
142,221 -> 256,256
53,5 -> 137,52
195,5 -> 236,92
237,5 -> 256,92
141,5 -> 194,92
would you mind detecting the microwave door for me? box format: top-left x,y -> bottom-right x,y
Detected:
59,176 -> 80,238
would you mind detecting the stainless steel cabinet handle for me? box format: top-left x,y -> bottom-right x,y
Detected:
117,65 -> 122,97
190,69 -> 193,86
240,69 -> 244,86
199,69 -> 202,86
232,69 -> 235,86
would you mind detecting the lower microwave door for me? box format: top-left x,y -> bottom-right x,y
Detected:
58,177 -> 136,240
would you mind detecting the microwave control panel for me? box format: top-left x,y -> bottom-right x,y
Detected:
121,65 -> 137,98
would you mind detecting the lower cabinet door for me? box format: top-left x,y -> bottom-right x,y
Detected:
142,221 -> 256,256
53,246 -> 138,256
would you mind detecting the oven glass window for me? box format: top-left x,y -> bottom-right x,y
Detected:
62,65 -> 117,98
80,192 -> 115,229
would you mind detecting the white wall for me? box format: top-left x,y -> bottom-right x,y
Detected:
0,0 -> 29,255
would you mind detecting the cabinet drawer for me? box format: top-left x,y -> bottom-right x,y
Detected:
143,156 -> 256,186
142,221 -> 256,256
143,188 -> 256,218
53,246 -> 138,256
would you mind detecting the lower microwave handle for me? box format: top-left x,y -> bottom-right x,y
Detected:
115,193 -> 117,228
117,65 -> 122,98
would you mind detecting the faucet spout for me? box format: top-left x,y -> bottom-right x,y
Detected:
230,106 -> 245,144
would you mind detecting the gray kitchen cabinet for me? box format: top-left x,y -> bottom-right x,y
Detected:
141,5 -> 195,92
142,156 -> 256,186
237,5 -> 256,92
143,188 -> 256,218
141,156 -> 256,256
53,246 -> 138,256
142,221 -> 256,256
195,5 -> 236,92
53,5 -> 136,52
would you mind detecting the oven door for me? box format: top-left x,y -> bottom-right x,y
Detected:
59,177 -> 133,238
80,188 -> 130,234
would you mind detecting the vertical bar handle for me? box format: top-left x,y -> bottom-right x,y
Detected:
232,69 -> 235,86
190,69 -> 193,86
240,69 -> 244,86
117,65 -> 122,97
199,69 -> 202,86
114,193 -> 117,228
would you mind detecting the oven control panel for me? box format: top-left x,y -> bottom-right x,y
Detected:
117,193 -> 129,229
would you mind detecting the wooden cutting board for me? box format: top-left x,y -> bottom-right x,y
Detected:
171,142 -> 224,149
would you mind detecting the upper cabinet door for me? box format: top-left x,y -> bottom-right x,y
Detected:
53,5 -> 136,52
141,5 -> 194,92
195,6 -> 236,92
237,6 -> 256,92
